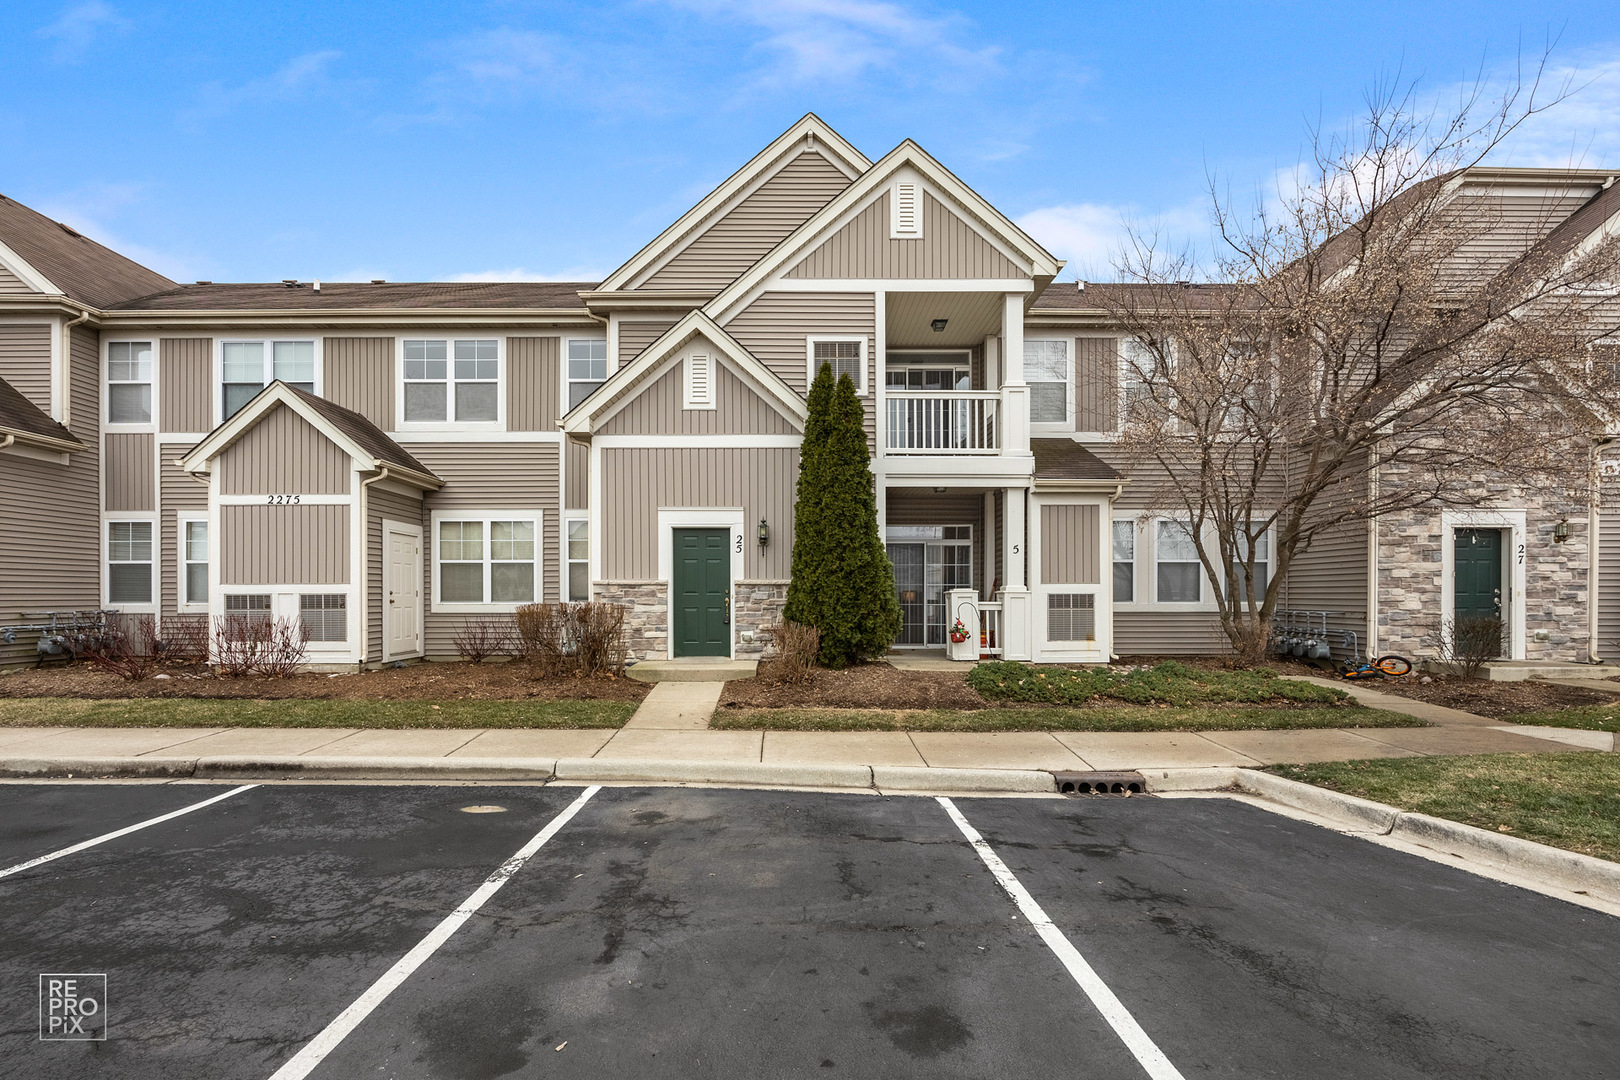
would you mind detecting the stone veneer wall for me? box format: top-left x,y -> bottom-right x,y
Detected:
1374,467 -> 1590,662
594,580 -> 787,661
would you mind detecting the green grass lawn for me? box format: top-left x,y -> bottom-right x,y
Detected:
0,697 -> 635,730
1271,753 -> 1620,862
711,704 -> 1422,733
968,659 -> 1348,706
1498,704 -> 1620,733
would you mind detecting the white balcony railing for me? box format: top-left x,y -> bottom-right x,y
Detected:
884,391 -> 999,453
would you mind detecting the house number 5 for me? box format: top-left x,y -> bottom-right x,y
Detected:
266,494 -> 302,505
1012,544 -> 1021,554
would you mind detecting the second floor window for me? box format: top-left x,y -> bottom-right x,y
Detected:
1026,340 -> 1069,424
403,339 -> 499,423
107,341 -> 153,424
568,338 -> 608,410
222,340 -> 315,419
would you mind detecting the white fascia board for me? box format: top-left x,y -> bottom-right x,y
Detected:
598,114 -> 872,293
0,238 -> 61,295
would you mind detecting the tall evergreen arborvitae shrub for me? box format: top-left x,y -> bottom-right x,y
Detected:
783,366 -> 902,666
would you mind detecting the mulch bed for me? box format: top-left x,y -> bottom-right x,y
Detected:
1363,676 -> 1618,718
0,660 -> 649,703
719,663 -> 988,710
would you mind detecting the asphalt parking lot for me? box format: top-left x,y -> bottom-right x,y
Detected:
1,781 -> 1616,1079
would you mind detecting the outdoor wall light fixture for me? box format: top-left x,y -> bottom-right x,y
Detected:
930,318 -> 948,332
1553,519 -> 1571,543
758,519 -> 770,547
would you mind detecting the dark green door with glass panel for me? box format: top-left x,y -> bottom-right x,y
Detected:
1454,528 -> 1504,663
673,529 -> 730,657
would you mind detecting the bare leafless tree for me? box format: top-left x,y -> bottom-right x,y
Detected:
1104,59 -> 1620,661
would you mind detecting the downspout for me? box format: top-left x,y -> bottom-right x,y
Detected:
359,466 -> 395,672
0,434 -> 14,452
1589,438 -> 1616,663
1109,482 -> 1124,661
60,305 -> 92,428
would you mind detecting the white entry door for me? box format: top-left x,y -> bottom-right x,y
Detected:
384,522 -> 423,660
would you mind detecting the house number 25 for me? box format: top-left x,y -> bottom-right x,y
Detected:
266,494 -> 302,505
735,535 -> 743,554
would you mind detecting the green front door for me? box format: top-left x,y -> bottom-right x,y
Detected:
1454,527 -> 1504,622
673,528 -> 731,657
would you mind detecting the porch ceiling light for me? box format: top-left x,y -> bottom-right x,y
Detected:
930,318 -> 948,332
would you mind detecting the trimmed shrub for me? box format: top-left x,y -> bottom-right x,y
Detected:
967,660 -> 1348,706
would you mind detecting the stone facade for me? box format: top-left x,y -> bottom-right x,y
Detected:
733,581 -> 788,659
594,581 -> 667,662
1374,467 -> 1590,662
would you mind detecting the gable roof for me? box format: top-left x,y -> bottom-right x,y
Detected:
0,375 -> 84,452
1031,438 -> 1123,487
177,381 -> 440,488
108,280 -> 595,311
705,139 -> 1065,323
0,193 -> 175,308
594,114 -> 871,294
560,309 -> 808,435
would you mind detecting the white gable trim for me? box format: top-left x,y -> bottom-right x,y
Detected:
561,310 -> 807,434
598,114 -> 871,293
0,237 -> 60,295
706,141 -> 1065,324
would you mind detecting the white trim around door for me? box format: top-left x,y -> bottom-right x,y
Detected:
1439,508 -> 1527,660
382,519 -> 425,662
656,507 -> 745,661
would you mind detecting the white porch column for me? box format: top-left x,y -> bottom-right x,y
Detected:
1000,484 -> 1031,660
1000,293 -> 1029,455
1003,485 -> 1027,589
981,492 -> 996,600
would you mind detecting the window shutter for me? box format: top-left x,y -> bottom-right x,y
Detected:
685,353 -> 714,409
892,182 -> 921,238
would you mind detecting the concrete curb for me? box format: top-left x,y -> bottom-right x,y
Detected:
0,756 -> 200,779
1146,766 -> 1620,906
196,756 -> 561,781
552,757 -> 872,789
873,765 -> 1055,793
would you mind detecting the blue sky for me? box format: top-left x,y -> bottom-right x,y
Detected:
2,1 -> 1617,286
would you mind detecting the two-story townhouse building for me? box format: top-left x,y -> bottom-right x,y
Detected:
3,115 -> 1618,671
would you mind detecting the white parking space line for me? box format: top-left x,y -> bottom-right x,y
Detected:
0,784 -> 258,882
938,797 -> 1186,1080
267,785 -> 603,1080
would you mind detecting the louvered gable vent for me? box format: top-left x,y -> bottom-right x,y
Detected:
891,181 -> 922,238
685,352 -> 715,409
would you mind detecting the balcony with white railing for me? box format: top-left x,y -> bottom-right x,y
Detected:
883,391 -> 999,454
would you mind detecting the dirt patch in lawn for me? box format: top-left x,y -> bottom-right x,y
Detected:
1363,676 -> 1618,717
0,660 -> 649,703
719,663 -> 988,710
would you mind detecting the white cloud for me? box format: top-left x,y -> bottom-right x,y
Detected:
1486,50 -> 1620,169
442,266 -> 607,282
1017,199 -> 1210,281
37,1 -> 129,64
183,50 -> 346,126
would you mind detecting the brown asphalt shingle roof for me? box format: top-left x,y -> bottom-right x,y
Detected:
109,281 -> 596,311
1032,280 -> 1242,311
1031,438 -> 1121,482
0,376 -> 84,448
283,384 -> 437,479
0,194 -> 176,308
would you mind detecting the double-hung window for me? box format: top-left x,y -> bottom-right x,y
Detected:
1155,520 -> 1202,603
437,516 -> 538,607
809,338 -> 867,394
567,339 -> 608,411
566,517 -> 589,601
1026,340 -> 1069,425
402,339 -> 499,423
1112,519 -> 1135,603
1230,528 -> 1270,605
107,341 -> 153,424
107,521 -> 153,605
222,340 -> 315,419
182,520 -> 209,608
1119,338 -> 1156,427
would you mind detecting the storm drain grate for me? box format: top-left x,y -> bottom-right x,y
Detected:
1051,771 -> 1146,797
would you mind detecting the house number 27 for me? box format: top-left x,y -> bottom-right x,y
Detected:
1517,543 -> 1525,565
266,494 -> 302,505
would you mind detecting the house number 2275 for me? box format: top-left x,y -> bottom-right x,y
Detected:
266,494 -> 302,505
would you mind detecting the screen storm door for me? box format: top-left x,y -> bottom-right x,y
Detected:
1454,528 -> 1504,657
673,528 -> 731,657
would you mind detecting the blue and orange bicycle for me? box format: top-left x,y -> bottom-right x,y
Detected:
1334,631 -> 1411,679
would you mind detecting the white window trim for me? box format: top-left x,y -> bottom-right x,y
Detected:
684,351 -> 715,410
103,514 -> 157,613
1027,496 -> 1110,661
429,509 -> 544,614
806,335 -> 869,396
177,514 -> 209,613
1117,337 -> 1160,436
1109,516 -> 1221,613
216,586 -> 360,660
1026,335 -> 1074,434
214,337 -> 323,427
104,338 -> 156,432
393,334 -> 506,432
563,512 -> 589,603
564,335 -> 610,416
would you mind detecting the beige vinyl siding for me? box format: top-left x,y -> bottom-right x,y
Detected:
218,404 -> 352,495
410,442 -> 560,655
599,446 -> 797,581
367,486 -> 425,663
565,439 -> 588,509
219,504 -> 349,585
104,432 -> 155,511
1279,453 -> 1370,660
324,337 -> 394,431
885,487 -> 986,601
724,290 -> 875,443
641,150 -> 853,291
1074,336 -> 1118,432
1113,612 -> 1229,655
1443,193 -> 1593,284
599,358 -> 798,436
618,321 -> 678,366
1599,485 -> 1620,660
0,322 -> 52,412
1041,503 -> 1100,584
787,192 -> 1028,280
0,325 -> 99,667
159,338 -> 211,433
160,456 -> 208,617
507,336 -> 559,431
0,263 -> 35,294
